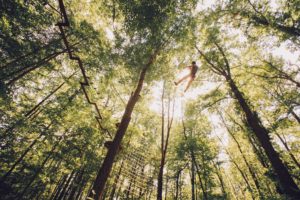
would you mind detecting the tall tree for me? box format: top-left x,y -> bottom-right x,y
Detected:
157,82 -> 175,200
195,27 -> 300,198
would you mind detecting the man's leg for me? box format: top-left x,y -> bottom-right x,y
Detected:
175,74 -> 190,85
184,76 -> 194,92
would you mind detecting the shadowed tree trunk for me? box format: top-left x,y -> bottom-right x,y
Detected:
194,158 -> 207,200
1,87 -> 79,141
179,170 -> 182,199
231,155 -> 255,200
217,132 -> 256,200
273,131 -> 300,169
6,49 -> 67,86
68,168 -> 85,200
182,120 -> 208,200
17,134 -> 64,199
47,159 -> 64,192
50,175 -> 66,200
246,127 -> 271,169
249,14 -> 300,37
5,41 -> 79,86
56,171 -> 76,200
190,161 -> 196,200
89,48 -> 160,200
75,179 -> 87,200
224,171 -> 239,200
262,85 -> 300,124
236,1 -> 300,38
219,112 -> 264,198
227,114 -> 271,169
157,83 -> 175,200
164,171 -> 168,200
290,111 -> 300,124
0,35 -> 68,69
175,168 -> 182,200
227,78 -> 300,197
0,123 -> 52,182
212,161 -> 227,197
196,44 -> 300,198
157,82 -> 165,200
24,71 -> 77,118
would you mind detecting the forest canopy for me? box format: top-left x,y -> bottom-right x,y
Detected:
0,0 -> 299,200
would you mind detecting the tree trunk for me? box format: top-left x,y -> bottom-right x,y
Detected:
212,161 -> 227,197
227,114 -> 270,169
290,110 -> 300,123
226,77 -> 300,198
179,171 -> 182,199
230,156 -> 255,200
26,83 -> 65,117
0,36 -> 65,69
200,153 -> 209,194
220,113 -> 264,198
274,132 -> 300,169
157,155 -> 165,200
57,171 -> 76,200
249,14 -> 300,37
248,132 -> 270,168
218,137 -> 255,200
175,170 -> 181,200
50,175 -> 66,200
1,89 -> 77,138
89,49 -> 159,200
1,123 -> 52,182
44,159 -> 64,197
6,48 -> 68,86
75,180 -> 87,200
191,161 -> 196,200
157,86 -> 174,200
182,120 -> 208,200
24,71 -> 76,118
196,45 -> 299,196
157,82 -> 165,200
194,162 -> 207,200
68,168 -> 85,200
164,172 -> 168,200
5,39 -> 79,86
17,135 -> 63,199
224,172 -> 239,200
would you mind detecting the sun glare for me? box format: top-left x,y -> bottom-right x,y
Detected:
148,77 -> 219,119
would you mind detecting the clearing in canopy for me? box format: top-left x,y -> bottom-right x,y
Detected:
1,0 -> 300,200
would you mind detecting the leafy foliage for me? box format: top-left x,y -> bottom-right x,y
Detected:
0,0 -> 299,199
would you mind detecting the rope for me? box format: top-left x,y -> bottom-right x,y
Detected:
52,0 -> 111,138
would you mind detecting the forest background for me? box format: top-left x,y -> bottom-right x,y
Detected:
0,0 -> 299,199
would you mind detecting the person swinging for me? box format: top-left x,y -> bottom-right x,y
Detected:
174,61 -> 199,92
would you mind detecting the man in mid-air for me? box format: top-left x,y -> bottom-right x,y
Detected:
174,61 -> 198,92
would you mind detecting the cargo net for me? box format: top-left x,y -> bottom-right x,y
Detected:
106,145 -> 154,200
